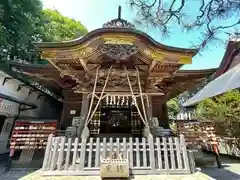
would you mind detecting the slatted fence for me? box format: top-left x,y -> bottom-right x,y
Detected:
41,134 -> 194,176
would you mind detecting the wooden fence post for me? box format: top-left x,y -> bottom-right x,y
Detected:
135,138 -> 140,167
64,138 -> 72,170
187,150 -> 196,173
163,137 -> 169,170
129,138 -> 133,168
78,138 -> 87,171
180,134 -> 190,171
50,137 -> 60,171
169,137 -> 176,169
95,138 -> 100,167
42,134 -> 53,170
156,137 -> 162,169
88,138 -> 93,168
148,135 -> 156,171
57,137 -> 66,171
175,137 -> 182,169
72,137 -> 79,170
142,138 -> 147,167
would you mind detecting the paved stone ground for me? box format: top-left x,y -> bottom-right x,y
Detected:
0,168 -> 35,180
0,155 -> 239,180
20,171 -> 213,180
0,168 -> 214,180
201,156 -> 240,180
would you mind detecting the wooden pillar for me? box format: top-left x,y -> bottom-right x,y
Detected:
60,90 -> 82,130
60,101 -> 82,130
151,96 -> 169,129
81,94 -> 88,116
162,103 -> 170,129
77,93 -> 89,137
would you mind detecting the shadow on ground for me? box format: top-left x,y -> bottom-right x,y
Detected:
202,167 -> 240,180
200,154 -> 240,180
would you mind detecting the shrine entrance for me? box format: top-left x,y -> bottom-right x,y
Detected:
100,107 -> 132,134
88,95 -> 143,136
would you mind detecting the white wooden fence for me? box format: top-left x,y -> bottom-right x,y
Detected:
41,134 -> 194,176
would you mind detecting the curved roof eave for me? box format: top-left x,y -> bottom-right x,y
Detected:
176,68 -> 216,75
34,28 -> 198,56
215,41 -> 240,77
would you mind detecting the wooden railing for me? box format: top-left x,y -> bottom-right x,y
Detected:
41,134 -> 194,176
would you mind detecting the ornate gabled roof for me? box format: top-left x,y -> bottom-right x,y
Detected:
22,6 -> 213,102
34,6 -> 197,56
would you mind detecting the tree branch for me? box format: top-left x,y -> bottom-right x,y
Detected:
129,0 -> 240,51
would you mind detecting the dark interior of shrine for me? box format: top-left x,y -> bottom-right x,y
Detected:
88,100 -> 143,137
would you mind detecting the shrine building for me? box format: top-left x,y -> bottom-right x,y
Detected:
9,10 -> 215,138
7,8 -> 219,176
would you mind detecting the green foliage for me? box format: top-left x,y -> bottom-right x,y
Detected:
167,97 -> 180,121
0,0 -> 43,61
196,90 -> 240,137
41,9 -> 88,42
0,2 -> 88,62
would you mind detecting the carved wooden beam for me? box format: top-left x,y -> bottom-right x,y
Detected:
48,59 -> 62,71
74,91 -> 164,96
78,58 -> 89,72
148,60 -> 157,73
149,72 -> 172,78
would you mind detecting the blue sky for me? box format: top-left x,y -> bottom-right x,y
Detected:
42,0 -> 233,70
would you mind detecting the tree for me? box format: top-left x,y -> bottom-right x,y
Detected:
129,0 -> 240,50
0,2 -> 88,62
0,0 -> 43,61
41,9 -> 88,42
195,89 -> 240,137
167,97 -> 180,121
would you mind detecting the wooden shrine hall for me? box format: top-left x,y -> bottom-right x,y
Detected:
9,14 -> 215,137
9,8 -> 216,176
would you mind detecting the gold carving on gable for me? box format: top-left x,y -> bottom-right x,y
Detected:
41,51 -> 56,59
143,49 -> 165,62
179,56 -> 192,64
143,47 -> 193,65
101,35 -> 136,45
77,46 -> 93,57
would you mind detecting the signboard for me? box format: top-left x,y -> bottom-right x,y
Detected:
0,98 -> 14,114
72,116 -> 84,126
70,110 -> 76,115
100,159 -> 129,178
10,120 -> 57,150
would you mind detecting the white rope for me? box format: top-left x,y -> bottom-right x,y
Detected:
124,67 -> 148,127
135,67 -> 150,128
85,66 -> 100,125
86,66 -> 112,125
144,94 -> 150,107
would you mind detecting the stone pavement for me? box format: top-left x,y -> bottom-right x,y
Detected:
0,168 -> 35,180
20,171 -> 213,180
0,167 -> 213,180
0,155 -> 239,180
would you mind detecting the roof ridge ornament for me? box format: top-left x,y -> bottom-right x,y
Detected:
118,6 -> 121,19
102,6 -> 135,29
